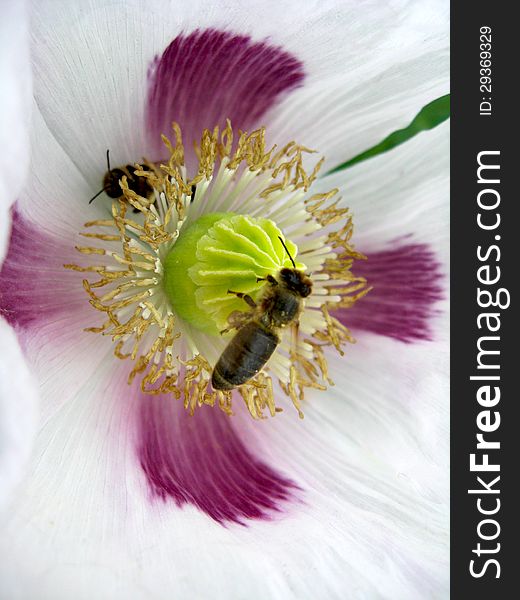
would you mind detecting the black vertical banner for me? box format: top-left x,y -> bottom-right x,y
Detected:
452,3 -> 517,596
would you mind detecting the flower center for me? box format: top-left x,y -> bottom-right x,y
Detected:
66,122 -> 369,419
162,212 -> 304,336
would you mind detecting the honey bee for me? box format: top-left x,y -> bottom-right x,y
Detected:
89,150 -> 196,209
211,237 -> 312,391
88,149 -> 153,207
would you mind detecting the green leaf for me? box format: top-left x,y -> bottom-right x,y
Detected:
326,94 -> 450,175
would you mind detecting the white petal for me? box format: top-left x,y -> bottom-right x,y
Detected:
268,1 -> 449,170
14,104 -> 107,234
0,0 -> 32,263
0,317 -> 39,510
30,0 -> 448,180
315,120 -> 450,263
312,123 -> 448,343
0,323 -> 449,599
235,326 -> 449,597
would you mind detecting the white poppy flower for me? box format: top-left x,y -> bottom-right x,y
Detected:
0,1 -> 449,598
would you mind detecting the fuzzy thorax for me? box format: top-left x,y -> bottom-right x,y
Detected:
66,121 -> 369,419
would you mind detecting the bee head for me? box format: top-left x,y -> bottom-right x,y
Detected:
102,168 -> 127,199
279,268 -> 312,297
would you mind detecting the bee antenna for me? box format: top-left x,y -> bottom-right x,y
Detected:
89,186 -> 109,204
278,236 -> 296,268
89,150 -> 113,204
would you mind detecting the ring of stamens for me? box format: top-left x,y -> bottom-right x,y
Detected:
66,121 -> 370,419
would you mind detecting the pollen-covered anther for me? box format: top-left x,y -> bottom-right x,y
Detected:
66,121 -> 369,419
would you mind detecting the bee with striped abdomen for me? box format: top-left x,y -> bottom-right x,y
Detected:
211,237 -> 312,391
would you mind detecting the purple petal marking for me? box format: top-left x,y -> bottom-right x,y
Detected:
0,207 -> 85,328
146,29 -> 304,157
138,393 -> 297,524
335,242 -> 444,343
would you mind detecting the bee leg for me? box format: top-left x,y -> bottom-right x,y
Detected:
256,274 -> 277,285
220,309 -> 252,335
289,320 -> 301,364
227,290 -> 257,309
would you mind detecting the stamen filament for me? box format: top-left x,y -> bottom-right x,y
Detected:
68,121 -> 368,418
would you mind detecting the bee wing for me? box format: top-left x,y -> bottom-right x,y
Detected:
220,308 -> 255,335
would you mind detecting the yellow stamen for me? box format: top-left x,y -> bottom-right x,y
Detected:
66,122 -> 369,419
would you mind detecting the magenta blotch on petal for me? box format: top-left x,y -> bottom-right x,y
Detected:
335,242 -> 444,343
0,208 -> 85,328
138,393 -> 297,524
146,29 -> 304,158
